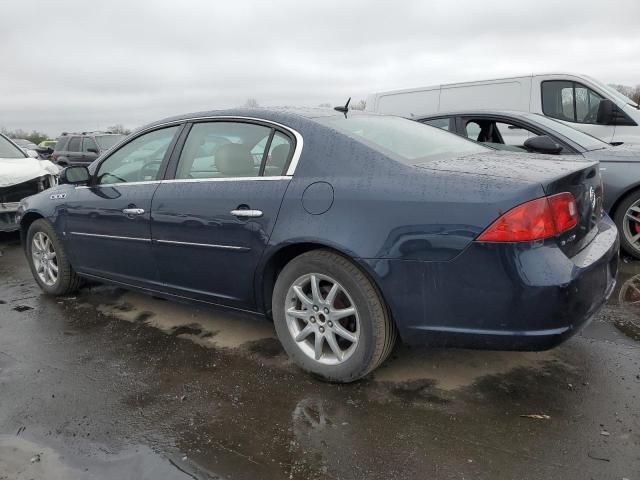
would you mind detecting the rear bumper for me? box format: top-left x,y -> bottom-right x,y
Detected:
364,215 -> 619,350
0,202 -> 20,232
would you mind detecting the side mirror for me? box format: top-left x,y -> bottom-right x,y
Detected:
596,99 -> 616,125
26,149 -> 39,158
59,165 -> 90,185
87,148 -> 99,154
523,135 -> 563,155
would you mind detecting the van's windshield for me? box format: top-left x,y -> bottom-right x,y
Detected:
315,114 -> 488,164
524,113 -> 609,152
585,75 -> 639,109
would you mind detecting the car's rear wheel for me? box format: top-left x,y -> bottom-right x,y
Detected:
614,191 -> 640,259
26,219 -> 82,295
272,250 -> 396,382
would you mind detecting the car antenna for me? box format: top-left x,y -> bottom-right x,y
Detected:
334,97 -> 351,117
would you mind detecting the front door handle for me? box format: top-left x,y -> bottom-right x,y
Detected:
122,208 -> 145,216
230,209 -> 263,218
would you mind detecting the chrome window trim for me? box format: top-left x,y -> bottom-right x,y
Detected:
70,232 -> 151,243
98,115 -> 303,174
160,176 -> 290,184
154,239 -> 249,251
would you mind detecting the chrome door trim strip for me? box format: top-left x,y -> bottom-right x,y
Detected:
70,232 -> 151,242
75,180 -> 162,189
154,239 -> 249,251
160,176 -> 290,184
76,176 -> 291,188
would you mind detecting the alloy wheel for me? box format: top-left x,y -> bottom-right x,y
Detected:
623,200 -> 640,256
285,273 -> 360,365
32,231 -> 58,286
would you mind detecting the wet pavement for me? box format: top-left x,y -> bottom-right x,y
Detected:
0,232 -> 638,480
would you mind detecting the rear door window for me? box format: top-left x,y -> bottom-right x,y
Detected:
175,122 -> 288,179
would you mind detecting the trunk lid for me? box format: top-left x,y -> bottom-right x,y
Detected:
415,151 -> 603,256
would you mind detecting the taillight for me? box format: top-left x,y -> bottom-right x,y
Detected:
477,192 -> 577,242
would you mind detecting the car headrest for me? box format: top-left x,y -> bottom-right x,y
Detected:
270,144 -> 291,168
215,144 -> 254,176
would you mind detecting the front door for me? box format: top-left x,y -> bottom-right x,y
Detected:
151,120 -> 295,310
64,125 -> 181,286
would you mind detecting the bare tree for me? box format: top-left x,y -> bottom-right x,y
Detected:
244,98 -> 260,108
1,127 -> 50,144
610,84 -> 640,104
350,99 -> 367,111
107,124 -> 131,135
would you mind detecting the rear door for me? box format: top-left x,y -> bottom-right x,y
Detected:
151,119 -> 297,310
64,125 -> 182,286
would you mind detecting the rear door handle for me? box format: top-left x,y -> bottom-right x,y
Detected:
230,209 -> 263,218
122,208 -> 145,216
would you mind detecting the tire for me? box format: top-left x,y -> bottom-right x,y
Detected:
272,250 -> 396,382
614,190 -> 640,259
26,219 -> 82,295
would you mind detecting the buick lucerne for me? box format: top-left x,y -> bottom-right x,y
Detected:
18,109 -> 619,382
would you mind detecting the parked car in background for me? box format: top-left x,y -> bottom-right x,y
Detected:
18,108 -> 617,382
11,138 -> 41,158
37,139 -> 57,160
51,131 -> 126,166
366,73 -> 640,146
416,110 -> 640,259
38,140 -> 57,149
0,134 -> 58,232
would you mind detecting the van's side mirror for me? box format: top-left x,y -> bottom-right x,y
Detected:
524,135 -> 563,155
87,147 -> 99,154
59,165 -> 91,185
597,99 -> 616,125
596,98 -> 636,126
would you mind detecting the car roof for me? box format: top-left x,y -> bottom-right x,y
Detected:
140,107 -> 381,132
415,110 -> 532,120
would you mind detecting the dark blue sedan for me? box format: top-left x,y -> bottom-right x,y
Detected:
18,108 -> 619,382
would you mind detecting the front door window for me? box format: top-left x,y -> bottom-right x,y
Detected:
95,126 -> 179,184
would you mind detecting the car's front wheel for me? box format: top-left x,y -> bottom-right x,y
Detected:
26,219 -> 82,295
272,250 -> 396,382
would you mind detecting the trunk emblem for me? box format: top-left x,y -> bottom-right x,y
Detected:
588,186 -> 596,211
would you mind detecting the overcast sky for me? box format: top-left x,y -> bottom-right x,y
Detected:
1,0 -> 639,136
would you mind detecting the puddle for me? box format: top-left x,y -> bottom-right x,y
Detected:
0,435 -> 209,480
92,290 -> 275,349
374,347 -> 561,390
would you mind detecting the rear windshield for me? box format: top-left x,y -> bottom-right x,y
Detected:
0,135 -> 27,158
524,113 -> 608,152
315,114 -> 488,164
95,134 -> 126,150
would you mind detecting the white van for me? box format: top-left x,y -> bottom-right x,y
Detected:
366,73 -> 640,145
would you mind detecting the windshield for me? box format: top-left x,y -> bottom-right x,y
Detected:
0,135 -> 27,158
316,114 -> 488,164
584,75 -> 639,108
524,113 -> 608,151
95,134 -> 126,150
